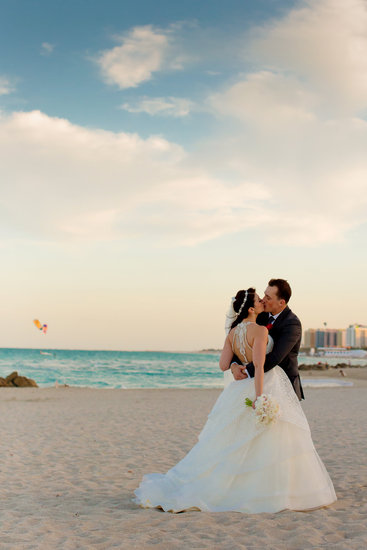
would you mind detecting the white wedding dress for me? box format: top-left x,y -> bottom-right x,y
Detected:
134,323 -> 336,513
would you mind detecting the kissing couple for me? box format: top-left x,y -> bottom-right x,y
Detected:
135,279 -> 336,513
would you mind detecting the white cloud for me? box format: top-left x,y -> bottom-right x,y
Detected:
204,98 -> 367,244
121,97 -> 194,117
211,71 -> 317,127
41,42 -> 55,56
1,103 -> 367,248
96,25 -> 184,89
246,0 -> 367,115
0,110 -> 271,246
2,2 -> 367,249
0,77 -> 14,96
205,0 -> 367,244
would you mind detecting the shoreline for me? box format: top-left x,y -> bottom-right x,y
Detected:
1,368 -> 367,391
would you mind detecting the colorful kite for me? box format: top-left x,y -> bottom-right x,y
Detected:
33,319 -> 48,334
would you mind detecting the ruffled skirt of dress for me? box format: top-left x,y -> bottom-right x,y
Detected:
133,367 -> 336,513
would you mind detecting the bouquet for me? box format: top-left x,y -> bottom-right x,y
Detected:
245,394 -> 280,427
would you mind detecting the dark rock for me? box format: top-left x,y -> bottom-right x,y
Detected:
0,372 -> 38,388
299,363 -> 328,370
12,376 -> 38,388
5,371 -> 18,383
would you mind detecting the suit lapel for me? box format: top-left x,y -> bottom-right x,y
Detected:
257,308 -> 291,331
271,306 -> 290,329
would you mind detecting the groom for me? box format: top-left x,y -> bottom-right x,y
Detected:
231,278 -> 304,400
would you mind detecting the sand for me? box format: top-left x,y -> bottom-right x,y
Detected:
300,366 -> 367,382
1,378 -> 366,549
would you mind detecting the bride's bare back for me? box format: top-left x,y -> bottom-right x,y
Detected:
229,321 -> 263,364
219,317 -> 268,399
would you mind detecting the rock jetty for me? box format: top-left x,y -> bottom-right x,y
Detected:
0,371 -> 38,388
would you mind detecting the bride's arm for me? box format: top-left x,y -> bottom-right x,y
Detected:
252,326 -> 268,397
219,333 -> 234,371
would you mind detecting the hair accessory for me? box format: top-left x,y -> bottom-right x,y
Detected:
224,291 -> 248,335
236,290 -> 248,317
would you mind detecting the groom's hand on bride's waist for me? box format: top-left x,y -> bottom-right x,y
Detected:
230,362 -> 248,380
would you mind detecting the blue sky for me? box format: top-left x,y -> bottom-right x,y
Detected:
0,0 -> 366,350
1,0 -> 297,140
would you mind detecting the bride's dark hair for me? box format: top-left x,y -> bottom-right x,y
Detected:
230,288 -> 256,330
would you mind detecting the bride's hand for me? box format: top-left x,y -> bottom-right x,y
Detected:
252,398 -> 257,409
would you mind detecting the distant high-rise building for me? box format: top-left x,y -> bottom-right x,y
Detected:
336,330 -> 346,347
303,328 -> 316,348
346,325 -> 356,347
303,328 -> 346,349
346,324 -> 367,348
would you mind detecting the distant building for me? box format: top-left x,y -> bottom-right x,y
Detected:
303,328 -> 346,349
303,328 -> 316,348
304,325 -> 367,349
346,324 -> 367,348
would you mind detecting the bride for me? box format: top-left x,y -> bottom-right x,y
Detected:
134,288 -> 336,513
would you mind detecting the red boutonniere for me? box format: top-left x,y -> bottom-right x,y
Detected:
266,323 -> 274,331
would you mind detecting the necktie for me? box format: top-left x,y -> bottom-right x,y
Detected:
266,316 -> 275,330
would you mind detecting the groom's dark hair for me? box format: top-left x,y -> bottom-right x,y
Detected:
268,279 -> 292,303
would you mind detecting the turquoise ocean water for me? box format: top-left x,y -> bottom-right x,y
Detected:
0,348 -> 365,389
0,349 -> 224,388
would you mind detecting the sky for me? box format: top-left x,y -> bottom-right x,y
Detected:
0,0 -> 366,350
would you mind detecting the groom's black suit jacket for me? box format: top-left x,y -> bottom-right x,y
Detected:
243,307 -> 304,401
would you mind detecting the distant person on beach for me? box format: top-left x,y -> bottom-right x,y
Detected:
227,279 -> 304,400
134,284 -> 336,513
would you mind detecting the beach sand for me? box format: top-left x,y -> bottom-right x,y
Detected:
1,377 -> 366,549
300,366 -> 367,382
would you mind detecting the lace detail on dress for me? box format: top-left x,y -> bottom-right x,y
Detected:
232,322 -> 274,363
232,322 -> 251,363
224,324 -> 275,388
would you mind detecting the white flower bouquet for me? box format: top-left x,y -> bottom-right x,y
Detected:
245,394 -> 280,427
